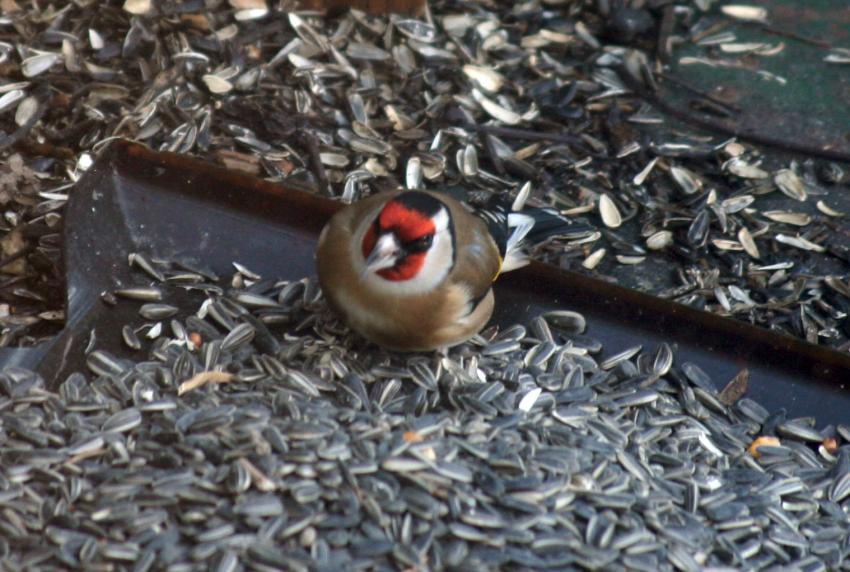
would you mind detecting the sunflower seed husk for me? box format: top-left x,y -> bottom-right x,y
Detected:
0,0 -> 847,355
737,227 -> 760,259
121,325 -> 141,350
775,234 -> 826,253
138,303 -> 178,320
721,5 -> 769,22
816,201 -> 844,217
123,0 -> 152,15
21,53 -> 59,77
582,248 -> 607,269
0,89 -> 26,113
646,230 -> 673,250
762,211 -> 812,226
115,287 -> 163,302
1,4 -> 850,567
774,169 -> 807,202
670,166 -> 702,195
3,262 -> 850,571
599,194 -> 622,228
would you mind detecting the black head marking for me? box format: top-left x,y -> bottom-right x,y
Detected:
404,233 -> 433,254
392,191 -> 446,218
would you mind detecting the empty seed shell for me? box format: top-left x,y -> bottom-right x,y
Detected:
737,227 -> 760,259
599,194 -> 622,228
774,169 -> 807,202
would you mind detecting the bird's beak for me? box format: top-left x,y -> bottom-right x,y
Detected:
363,233 -> 401,275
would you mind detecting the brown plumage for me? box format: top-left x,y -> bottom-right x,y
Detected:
316,190 -> 502,351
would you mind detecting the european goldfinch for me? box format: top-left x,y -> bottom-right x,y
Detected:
316,189 -> 590,351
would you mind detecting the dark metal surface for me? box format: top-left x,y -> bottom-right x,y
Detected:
4,140 -> 849,424
497,267 -> 850,425
660,0 -> 850,161
0,140 -> 335,385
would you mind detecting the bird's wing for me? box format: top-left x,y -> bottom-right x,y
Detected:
476,201 -> 597,274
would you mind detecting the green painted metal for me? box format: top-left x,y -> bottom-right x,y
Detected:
664,0 -> 850,157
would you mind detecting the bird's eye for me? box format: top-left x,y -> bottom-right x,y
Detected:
406,234 -> 433,253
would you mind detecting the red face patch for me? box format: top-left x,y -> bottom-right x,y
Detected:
360,199 -> 436,282
377,252 -> 426,281
378,200 -> 436,242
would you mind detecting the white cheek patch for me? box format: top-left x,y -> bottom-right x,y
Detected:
431,209 -> 450,233
411,224 -> 452,289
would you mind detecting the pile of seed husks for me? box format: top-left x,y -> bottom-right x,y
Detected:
1,0 -> 850,351
1,262 -> 849,572
2,0 -> 850,566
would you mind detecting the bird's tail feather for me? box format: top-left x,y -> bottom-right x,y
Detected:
500,209 -> 596,272
522,207 -> 596,244
502,213 -> 535,271
471,189 -> 596,274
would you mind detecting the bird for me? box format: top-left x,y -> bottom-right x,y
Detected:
315,188 -> 592,352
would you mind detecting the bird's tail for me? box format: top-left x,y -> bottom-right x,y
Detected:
501,212 -> 535,271
475,185 -> 596,273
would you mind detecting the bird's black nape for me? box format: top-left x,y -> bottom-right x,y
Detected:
391,191 -> 446,218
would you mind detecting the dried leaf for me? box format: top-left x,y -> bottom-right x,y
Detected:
0,0 -> 22,13
718,369 -> 748,405
214,150 -> 261,175
0,229 -> 27,275
178,371 -> 236,395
